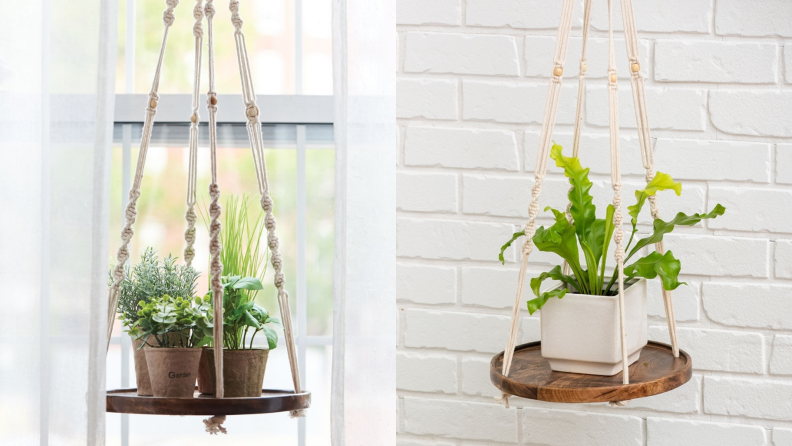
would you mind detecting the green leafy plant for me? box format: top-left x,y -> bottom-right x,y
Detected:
199,194 -> 279,350
203,275 -> 282,350
128,294 -> 213,349
111,247 -> 200,335
500,144 -> 725,314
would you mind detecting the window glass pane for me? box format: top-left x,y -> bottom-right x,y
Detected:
107,123 -> 334,443
116,0 -> 332,95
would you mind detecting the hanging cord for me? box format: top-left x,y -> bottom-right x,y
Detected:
497,0 -> 577,409
183,0 -> 204,267
562,0 -> 593,277
620,0 -> 679,358
199,0 -> 229,434
228,0 -> 305,418
607,0 -> 631,394
106,0 -> 180,350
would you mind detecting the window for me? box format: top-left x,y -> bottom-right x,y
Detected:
106,1 -> 334,444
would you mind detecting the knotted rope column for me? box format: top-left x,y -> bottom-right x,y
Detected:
107,0 -> 180,349
497,0 -> 577,409
605,0 -> 630,389
619,0 -> 679,358
200,0 -> 228,435
228,0 -> 305,418
183,0 -> 204,267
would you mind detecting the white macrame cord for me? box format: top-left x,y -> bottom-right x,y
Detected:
104,0 -> 307,432
497,0 -> 680,408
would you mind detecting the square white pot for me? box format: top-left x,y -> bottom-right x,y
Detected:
540,278 -> 647,376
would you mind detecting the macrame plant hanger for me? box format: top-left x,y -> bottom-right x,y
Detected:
105,0 -> 309,433
491,0 -> 690,406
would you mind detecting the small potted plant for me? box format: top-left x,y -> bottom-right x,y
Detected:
199,275 -> 281,397
500,144 -> 725,375
196,194 -> 280,397
113,248 -> 200,395
131,294 -> 213,397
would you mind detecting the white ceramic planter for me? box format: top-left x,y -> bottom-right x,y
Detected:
540,278 -> 647,376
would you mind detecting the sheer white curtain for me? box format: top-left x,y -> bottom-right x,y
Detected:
0,1 -> 117,445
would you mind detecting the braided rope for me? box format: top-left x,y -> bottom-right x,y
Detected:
184,0 -> 204,267
619,0 -> 679,358
497,0 -> 577,409
107,0 -> 180,349
607,0 -> 631,387
229,0 -> 304,418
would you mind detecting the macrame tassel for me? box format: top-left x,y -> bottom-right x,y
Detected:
496,392 -> 511,408
203,415 -> 227,435
609,400 -> 628,407
290,409 -> 306,419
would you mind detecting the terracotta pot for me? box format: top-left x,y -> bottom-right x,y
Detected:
540,278 -> 648,376
144,347 -> 202,397
203,349 -> 269,397
131,338 -> 153,396
196,347 -> 213,394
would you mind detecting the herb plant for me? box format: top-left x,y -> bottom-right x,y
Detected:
199,194 -> 279,350
112,247 -> 200,332
204,275 -> 282,350
128,294 -> 213,348
500,144 -> 725,314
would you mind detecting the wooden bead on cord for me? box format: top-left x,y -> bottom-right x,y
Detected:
190,113 -> 198,124
246,105 -> 259,118
210,95 -> 218,105
553,66 -> 563,77
580,62 -> 587,73
631,63 -> 640,73
609,73 -> 617,83
149,98 -> 158,109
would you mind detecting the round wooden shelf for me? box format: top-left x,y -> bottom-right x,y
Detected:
106,388 -> 311,415
490,341 -> 692,403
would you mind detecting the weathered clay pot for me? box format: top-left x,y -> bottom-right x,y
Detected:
144,347 -> 202,397
131,338 -> 153,396
203,349 -> 269,397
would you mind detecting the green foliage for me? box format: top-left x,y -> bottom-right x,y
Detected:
203,275 -> 282,350
527,265 -> 575,315
127,294 -> 213,349
498,144 -> 726,313
199,194 -> 269,296
111,247 -> 200,332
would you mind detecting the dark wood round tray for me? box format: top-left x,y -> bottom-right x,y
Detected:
490,341 -> 691,403
106,388 -> 311,415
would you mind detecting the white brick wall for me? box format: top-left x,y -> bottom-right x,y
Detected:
397,0 -> 792,444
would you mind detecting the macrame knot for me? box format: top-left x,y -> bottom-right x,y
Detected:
528,200 -> 539,218
186,208 -> 197,224
274,272 -> 285,288
185,227 -> 196,243
128,189 -> 141,201
163,10 -> 176,26
193,1 -> 204,20
204,0 -> 215,18
271,253 -> 283,269
209,182 -> 220,197
124,204 -> 138,223
260,195 -> 273,212
265,214 -> 276,231
229,0 -> 243,29
121,226 -> 135,242
193,22 -> 204,38
268,232 -> 279,250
